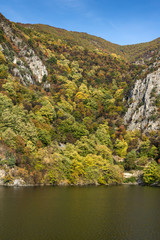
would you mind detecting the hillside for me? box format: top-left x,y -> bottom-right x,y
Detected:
18,23 -> 123,56
18,22 -> 160,64
0,13 -> 160,186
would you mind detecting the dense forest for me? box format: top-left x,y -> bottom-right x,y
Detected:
0,13 -> 160,186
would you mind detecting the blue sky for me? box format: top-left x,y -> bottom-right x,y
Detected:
0,0 -> 160,45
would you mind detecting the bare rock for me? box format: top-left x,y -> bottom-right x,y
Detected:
0,16 -> 48,84
124,68 -> 160,131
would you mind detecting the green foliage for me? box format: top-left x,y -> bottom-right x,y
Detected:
0,93 -> 13,114
2,128 -> 17,147
58,118 -> 89,141
124,150 -> 137,170
38,128 -> 51,146
0,152 -> 16,169
3,81 -> 16,97
0,51 -> 6,64
28,38 -> 34,47
0,105 -> 38,143
115,139 -> 128,158
42,74 -> 47,82
5,152 -> 16,168
143,161 -> 160,185
95,122 -> 112,147
137,156 -> 148,166
148,145 -> 158,159
3,175 -> 14,184
139,140 -> 151,157
47,56 -> 57,64
0,29 -> 4,43
0,14 -> 159,185
0,64 -> 8,79
123,176 -> 136,183
76,136 -> 97,157
37,101 -> 56,122
69,153 -> 123,185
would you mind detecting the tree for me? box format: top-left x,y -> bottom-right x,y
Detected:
38,128 -> 51,146
139,140 -> 150,157
95,122 -> 112,147
0,93 -> 13,115
125,150 -> 137,170
47,56 -> 57,64
115,139 -> 128,158
0,51 -> 6,64
0,64 -> 8,79
143,161 -> 160,185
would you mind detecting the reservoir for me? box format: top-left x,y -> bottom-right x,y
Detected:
0,185 -> 159,240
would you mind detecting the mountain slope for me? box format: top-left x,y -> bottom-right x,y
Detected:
17,22 -> 124,57
17,22 -> 160,64
0,13 -> 160,186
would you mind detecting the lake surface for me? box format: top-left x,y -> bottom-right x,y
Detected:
0,185 -> 160,240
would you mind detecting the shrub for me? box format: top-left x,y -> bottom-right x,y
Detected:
123,176 -> 136,183
3,175 -> 14,184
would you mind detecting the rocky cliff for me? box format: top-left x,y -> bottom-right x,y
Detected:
124,68 -> 160,131
0,14 -> 47,84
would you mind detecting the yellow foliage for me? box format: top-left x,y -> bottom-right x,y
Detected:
0,51 -> 6,64
115,139 -> 128,158
79,83 -> 88,93
67,65 -> 71,73
97,70 -> 105,77
95,144 -> 113,161
75,92 -> 88,101
57,109 -> 64,118
111,53 -> 121,59
114,89 -> 123,98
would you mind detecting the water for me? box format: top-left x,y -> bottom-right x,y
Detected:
0,185 -> 160,240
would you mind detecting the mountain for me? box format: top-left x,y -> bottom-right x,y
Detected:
18,22 -> 160,63
0,13 -> 160,186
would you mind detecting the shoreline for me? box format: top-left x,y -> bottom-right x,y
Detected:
0,181 -> 146,187
1,181 -> 159,187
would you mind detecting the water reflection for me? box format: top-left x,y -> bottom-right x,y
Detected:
0,185 -> 160,240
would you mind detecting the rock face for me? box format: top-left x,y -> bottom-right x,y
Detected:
124,68 -> 160,131
0,15 -> 48,84
124,170 -> 143,185
0,169 -> 5,184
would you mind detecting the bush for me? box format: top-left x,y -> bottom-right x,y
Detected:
47,56 -> 57,64
3,175 -> 14,184
138,156 -> 148,166
5,151 -> 16,167
8,154 -> 16,167
123,176 -> 136,183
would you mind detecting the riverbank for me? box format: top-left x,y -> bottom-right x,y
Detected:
0,165 -> 157,187
0,172 -> 144,187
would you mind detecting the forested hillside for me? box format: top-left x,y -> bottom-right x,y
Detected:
19,22 -> 160,63
0,13 -> 160,186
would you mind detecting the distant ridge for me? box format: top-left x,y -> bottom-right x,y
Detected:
16,21 -> 160,63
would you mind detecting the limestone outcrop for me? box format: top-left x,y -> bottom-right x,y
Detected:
0,16 -> 47,84
124,68 -> 160,131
